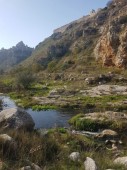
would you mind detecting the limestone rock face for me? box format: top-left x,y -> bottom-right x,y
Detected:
94,0 -> 127,68
0,108 -> 35,130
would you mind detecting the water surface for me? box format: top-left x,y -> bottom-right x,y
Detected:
0,96 -> 74,129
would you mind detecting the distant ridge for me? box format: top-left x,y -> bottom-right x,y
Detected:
0,41 -> 33,71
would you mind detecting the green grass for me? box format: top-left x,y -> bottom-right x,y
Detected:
69,113 -> 127,132
79,95 -> 127,111
32,105 -> 57,111
69,114 -> 112,131
9,92 -> 37,108
0,127 -> 126,169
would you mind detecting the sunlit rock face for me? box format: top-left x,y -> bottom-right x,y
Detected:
94,0 -> 127,68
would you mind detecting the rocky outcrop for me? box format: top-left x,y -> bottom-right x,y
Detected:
17,0 -> 127,71
94,0 -> 127,68
81,85 -> 127,97
69,111 -> 127,132
0,108 -> 35,130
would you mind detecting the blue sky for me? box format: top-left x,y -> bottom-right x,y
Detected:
0,0 -> 108,49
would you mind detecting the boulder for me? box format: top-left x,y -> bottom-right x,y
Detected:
96,129 -> 118,140
0,134 -> 17,157
114,156 -> 127,167
0,108 -> 35,130
20,167 -> 31,170
0,134 -> 12,143
20,163 -> 42,170
69,152 -> 80,161
84,157 -> 98,170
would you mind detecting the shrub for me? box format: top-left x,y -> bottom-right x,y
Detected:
47,60 -> 57,72
15,70 -> 35,89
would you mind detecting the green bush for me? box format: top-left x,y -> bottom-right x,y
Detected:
47,60 -> 57,72
15,70 -> 35,89
69,114 -> 113,131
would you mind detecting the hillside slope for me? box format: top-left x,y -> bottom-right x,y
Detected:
21,0 -> 127,71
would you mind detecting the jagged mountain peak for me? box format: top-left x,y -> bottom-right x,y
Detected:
16,41 -> 26,47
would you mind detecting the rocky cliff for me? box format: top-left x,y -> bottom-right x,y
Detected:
19,0 -> 127,70
94,0 -> 127,68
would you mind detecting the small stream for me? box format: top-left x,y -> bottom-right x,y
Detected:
0,96 -> 75,129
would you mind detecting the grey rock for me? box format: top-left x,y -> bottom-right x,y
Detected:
31,163 -> 42,170
114,156 -> 127,167
37,129 -> 49,137
20,163 -> 42,170
0,108 -> 35,130
69,152 -> 80,161
20,167 -> 31,170
0,134 -> 17,154
96,129 -> 118,139
84,157 -> 98,170
0,134 -> 13,143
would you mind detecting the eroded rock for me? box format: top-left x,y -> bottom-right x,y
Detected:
0,108 -> 35,130
94,6 -> 127,68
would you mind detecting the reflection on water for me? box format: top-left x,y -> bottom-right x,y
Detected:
0,96 -> 17,110
26,109 -> 73,129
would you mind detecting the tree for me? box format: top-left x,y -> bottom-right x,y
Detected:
15,70 -> 35,89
